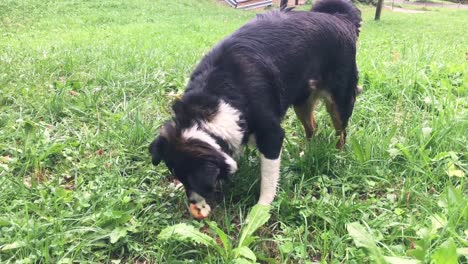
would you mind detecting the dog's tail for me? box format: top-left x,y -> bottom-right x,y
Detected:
311,0 -> 361,35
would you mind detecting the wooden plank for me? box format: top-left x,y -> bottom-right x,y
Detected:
223,0 -> 273,10
237,0 -> 272,9
224,0 -> 237,7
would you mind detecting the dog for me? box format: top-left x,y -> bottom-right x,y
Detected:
149,0 -> 362,219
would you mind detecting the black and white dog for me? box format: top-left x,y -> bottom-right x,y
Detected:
149,0 -> 362,219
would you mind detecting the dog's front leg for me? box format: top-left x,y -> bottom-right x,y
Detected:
258,152 -> 282,205
255,126 -> 284,205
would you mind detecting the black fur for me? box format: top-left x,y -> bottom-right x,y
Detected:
149,0 -> 362,204
312,0 -> 361,35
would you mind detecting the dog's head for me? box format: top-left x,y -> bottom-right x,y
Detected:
149,118 -> 236,219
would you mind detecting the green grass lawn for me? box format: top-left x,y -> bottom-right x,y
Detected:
0,0 -> 467,263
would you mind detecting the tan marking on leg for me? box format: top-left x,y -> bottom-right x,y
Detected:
324,98 -> 346,149
336,130 -> 346,150
356,85 -> 363,95
310,110 -> 318,135
294,91 -> 319,139
295,80 -> 351,149
324,99 -> 342,134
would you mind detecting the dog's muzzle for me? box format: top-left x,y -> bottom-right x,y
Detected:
188,192 -> 211,220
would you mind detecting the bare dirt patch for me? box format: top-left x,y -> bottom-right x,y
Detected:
385,5 -> 427,12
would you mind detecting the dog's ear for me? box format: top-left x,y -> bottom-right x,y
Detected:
148,136 -> 167,166
172,98 -> 186,117
148,122 -> 175,166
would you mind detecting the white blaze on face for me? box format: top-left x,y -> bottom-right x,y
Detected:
181,100 -> 242,174
201,100 -> 244,153
257,152 -> 282,205
181,125 -> 238,174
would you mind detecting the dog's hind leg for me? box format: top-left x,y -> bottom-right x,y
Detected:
294,80 -> 319,139
324,96 -> 346,149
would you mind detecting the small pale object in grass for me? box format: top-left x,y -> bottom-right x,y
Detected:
0,156 -> 13,163
23,176 -> 31,188
167,90 -> 182,100
168,179 -> 184,190
0,163 -> 8,171
447,163 -> 464,178
388,147 -> 400,158
69,90 -> 79,96
421,127 -> 432,137
423,96 -> 432,105
386,193 -> 397,203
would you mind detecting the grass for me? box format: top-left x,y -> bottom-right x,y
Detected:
0,0 -> 467,263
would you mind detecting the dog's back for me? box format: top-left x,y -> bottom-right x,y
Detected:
204,0 -> 361,117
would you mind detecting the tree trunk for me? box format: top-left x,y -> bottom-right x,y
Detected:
375,0 -> 384,20
280,0 -> 288,9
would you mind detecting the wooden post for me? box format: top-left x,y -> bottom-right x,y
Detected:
375,0 -> 384,20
